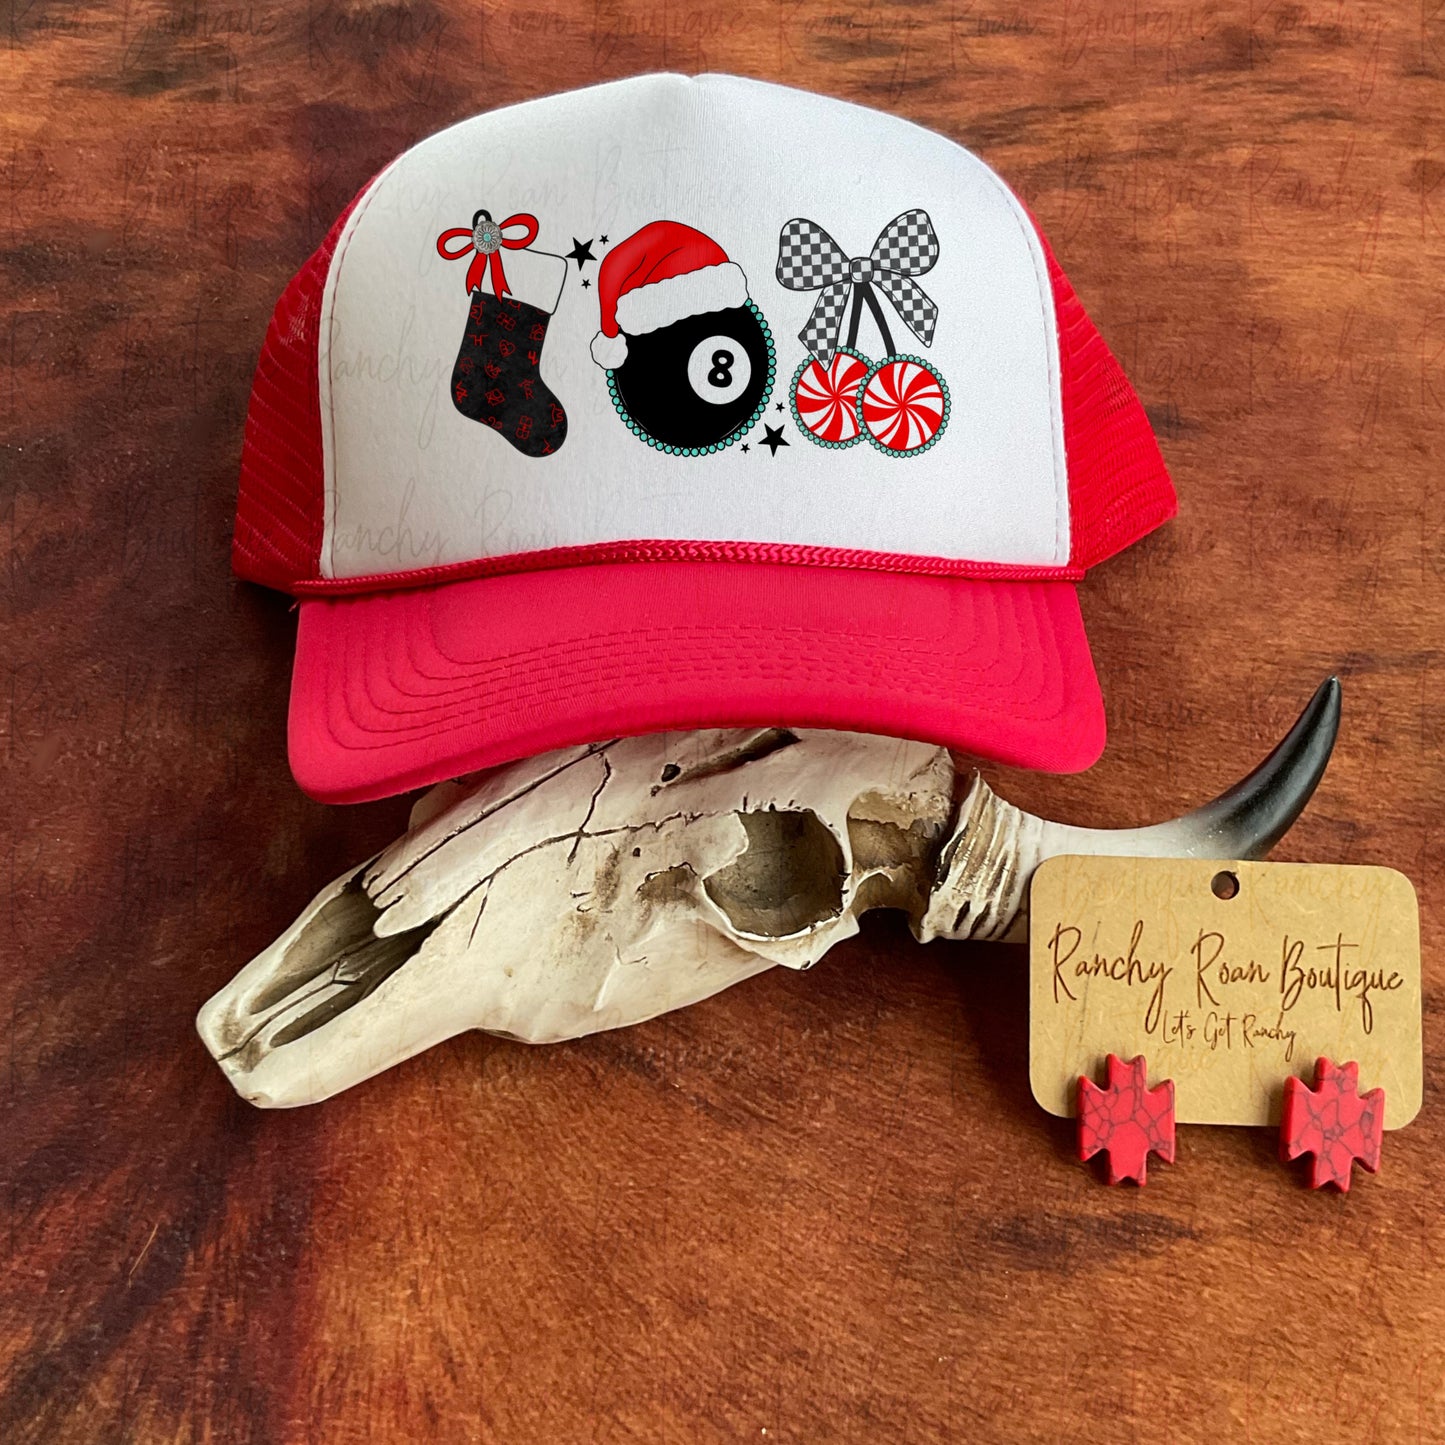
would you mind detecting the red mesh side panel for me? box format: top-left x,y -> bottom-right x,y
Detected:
1040,239 -> 1178,570
231,184 -> 374,592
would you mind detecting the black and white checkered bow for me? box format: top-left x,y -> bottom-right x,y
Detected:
775,209 -> 939,365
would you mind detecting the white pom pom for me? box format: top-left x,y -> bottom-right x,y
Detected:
590,331 -> 629,369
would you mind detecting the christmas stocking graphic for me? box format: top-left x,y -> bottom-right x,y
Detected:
437,210 -> 569,458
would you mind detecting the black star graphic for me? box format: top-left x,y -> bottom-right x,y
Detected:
566,237 -> 596,269
581,277 -> 591,288
741,444 -> 750,453
775,401 -> 784,411
599,234 -> 609,244
760,424 -> 788,456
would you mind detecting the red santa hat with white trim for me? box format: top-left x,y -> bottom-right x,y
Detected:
589,221 -> 751,369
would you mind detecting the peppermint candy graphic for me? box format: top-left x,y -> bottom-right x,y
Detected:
858,356 -> 949,457
790,347 -> 869,448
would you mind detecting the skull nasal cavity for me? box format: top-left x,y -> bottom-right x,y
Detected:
703,809 -> 847,939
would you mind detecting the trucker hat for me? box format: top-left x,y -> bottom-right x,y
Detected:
233,72 -> 1176,804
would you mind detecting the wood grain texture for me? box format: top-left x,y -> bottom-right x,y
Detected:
3,1 -> 1442,1440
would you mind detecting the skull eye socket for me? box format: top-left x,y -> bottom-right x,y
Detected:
703,810 -> 846,940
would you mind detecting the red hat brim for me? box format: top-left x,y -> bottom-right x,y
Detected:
287,559 -> 1105,803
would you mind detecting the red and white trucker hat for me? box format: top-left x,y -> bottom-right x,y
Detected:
234,73 -> 1175,804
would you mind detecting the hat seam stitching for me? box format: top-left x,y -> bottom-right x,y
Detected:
321,162 -> 401,585
975,172 -> 1068,566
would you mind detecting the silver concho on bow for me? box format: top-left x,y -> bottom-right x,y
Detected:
776,209 -> 940,365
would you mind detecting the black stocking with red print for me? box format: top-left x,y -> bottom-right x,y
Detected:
450,291 -> 568,457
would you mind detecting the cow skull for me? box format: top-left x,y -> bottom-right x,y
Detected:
197,680 -> 1340,1108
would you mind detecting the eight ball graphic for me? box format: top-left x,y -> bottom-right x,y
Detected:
609,302 -> 774,453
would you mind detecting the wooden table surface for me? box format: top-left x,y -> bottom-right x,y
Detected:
5,2 -> 1442,1441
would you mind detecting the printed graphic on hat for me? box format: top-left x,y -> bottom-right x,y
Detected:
436,209 -> 569,457
590,221 -> 776,455
776,209 -> 949,457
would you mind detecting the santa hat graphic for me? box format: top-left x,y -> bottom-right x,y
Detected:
590,220 -> 750,369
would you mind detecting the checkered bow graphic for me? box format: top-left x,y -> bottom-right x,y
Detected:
775,209 -> 940,364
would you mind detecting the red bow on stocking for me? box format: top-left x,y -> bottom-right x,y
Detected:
436,211 -> 540,298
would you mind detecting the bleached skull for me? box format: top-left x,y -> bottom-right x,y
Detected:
198,682 -> 1339,1108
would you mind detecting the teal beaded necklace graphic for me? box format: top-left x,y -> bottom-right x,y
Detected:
590,223 -> 776,455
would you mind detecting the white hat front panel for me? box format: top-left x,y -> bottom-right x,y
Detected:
319,73 -> 1068,581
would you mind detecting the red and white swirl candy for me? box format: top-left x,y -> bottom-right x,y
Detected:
860,359 -> 946,453
793,351 -> 868,445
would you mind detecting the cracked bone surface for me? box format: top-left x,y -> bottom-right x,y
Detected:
197,679 -> 1340,1108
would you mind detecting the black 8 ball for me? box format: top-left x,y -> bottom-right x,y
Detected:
612,305 -> 770,450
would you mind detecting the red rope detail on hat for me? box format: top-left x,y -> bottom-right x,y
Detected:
286,539 -> 1085,597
